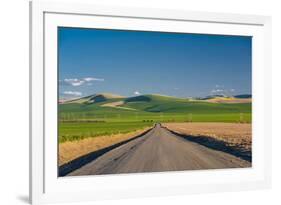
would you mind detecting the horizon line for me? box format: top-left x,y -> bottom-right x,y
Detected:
59,92 -> 252,101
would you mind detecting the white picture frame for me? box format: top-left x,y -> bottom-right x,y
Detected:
30,1 -> 272,204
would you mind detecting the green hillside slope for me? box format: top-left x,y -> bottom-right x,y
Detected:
58,93 -> 251,142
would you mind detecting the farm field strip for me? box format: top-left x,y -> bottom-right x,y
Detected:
163,122 -> 252,161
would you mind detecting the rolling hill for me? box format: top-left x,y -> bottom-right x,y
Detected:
59,93 -> 251,119
234,94 -> 252,99
195,94 -> 252,104
58,93 -> 252,142
63,93 -> 124,104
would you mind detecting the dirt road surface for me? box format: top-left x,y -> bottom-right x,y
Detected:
68,124 -> 250,176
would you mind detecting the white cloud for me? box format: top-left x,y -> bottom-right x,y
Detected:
134,91 -> 141,95
63,78 -> 84,86
230,89 -> 235,92
211,89 -> 224,93
63,91 -> 82,96
71,82 -> 84,86
83,77 -> 104,82
60,77 -> 104,87
215,85 -> 224,88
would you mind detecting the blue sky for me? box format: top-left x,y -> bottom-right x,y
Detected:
58,27 -> 252,99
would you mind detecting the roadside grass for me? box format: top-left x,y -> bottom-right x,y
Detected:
59,121 -> 154,143
163,122 -> 252,161
59,127 -> 152,166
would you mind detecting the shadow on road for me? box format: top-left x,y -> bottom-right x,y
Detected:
163,126 -> 252,162
59,127 -> 153,177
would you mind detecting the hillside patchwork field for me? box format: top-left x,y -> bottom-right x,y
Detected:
58,93 -> 251,143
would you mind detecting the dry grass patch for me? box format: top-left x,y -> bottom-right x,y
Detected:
101,100 -> 124,107
195,97 -> 252,103
206,97 -> 251,103
59,127 -> 152,166
163,122 -> 251,160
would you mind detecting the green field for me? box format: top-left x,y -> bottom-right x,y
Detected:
59,94 -> 251,143
59,121 -> 154,143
